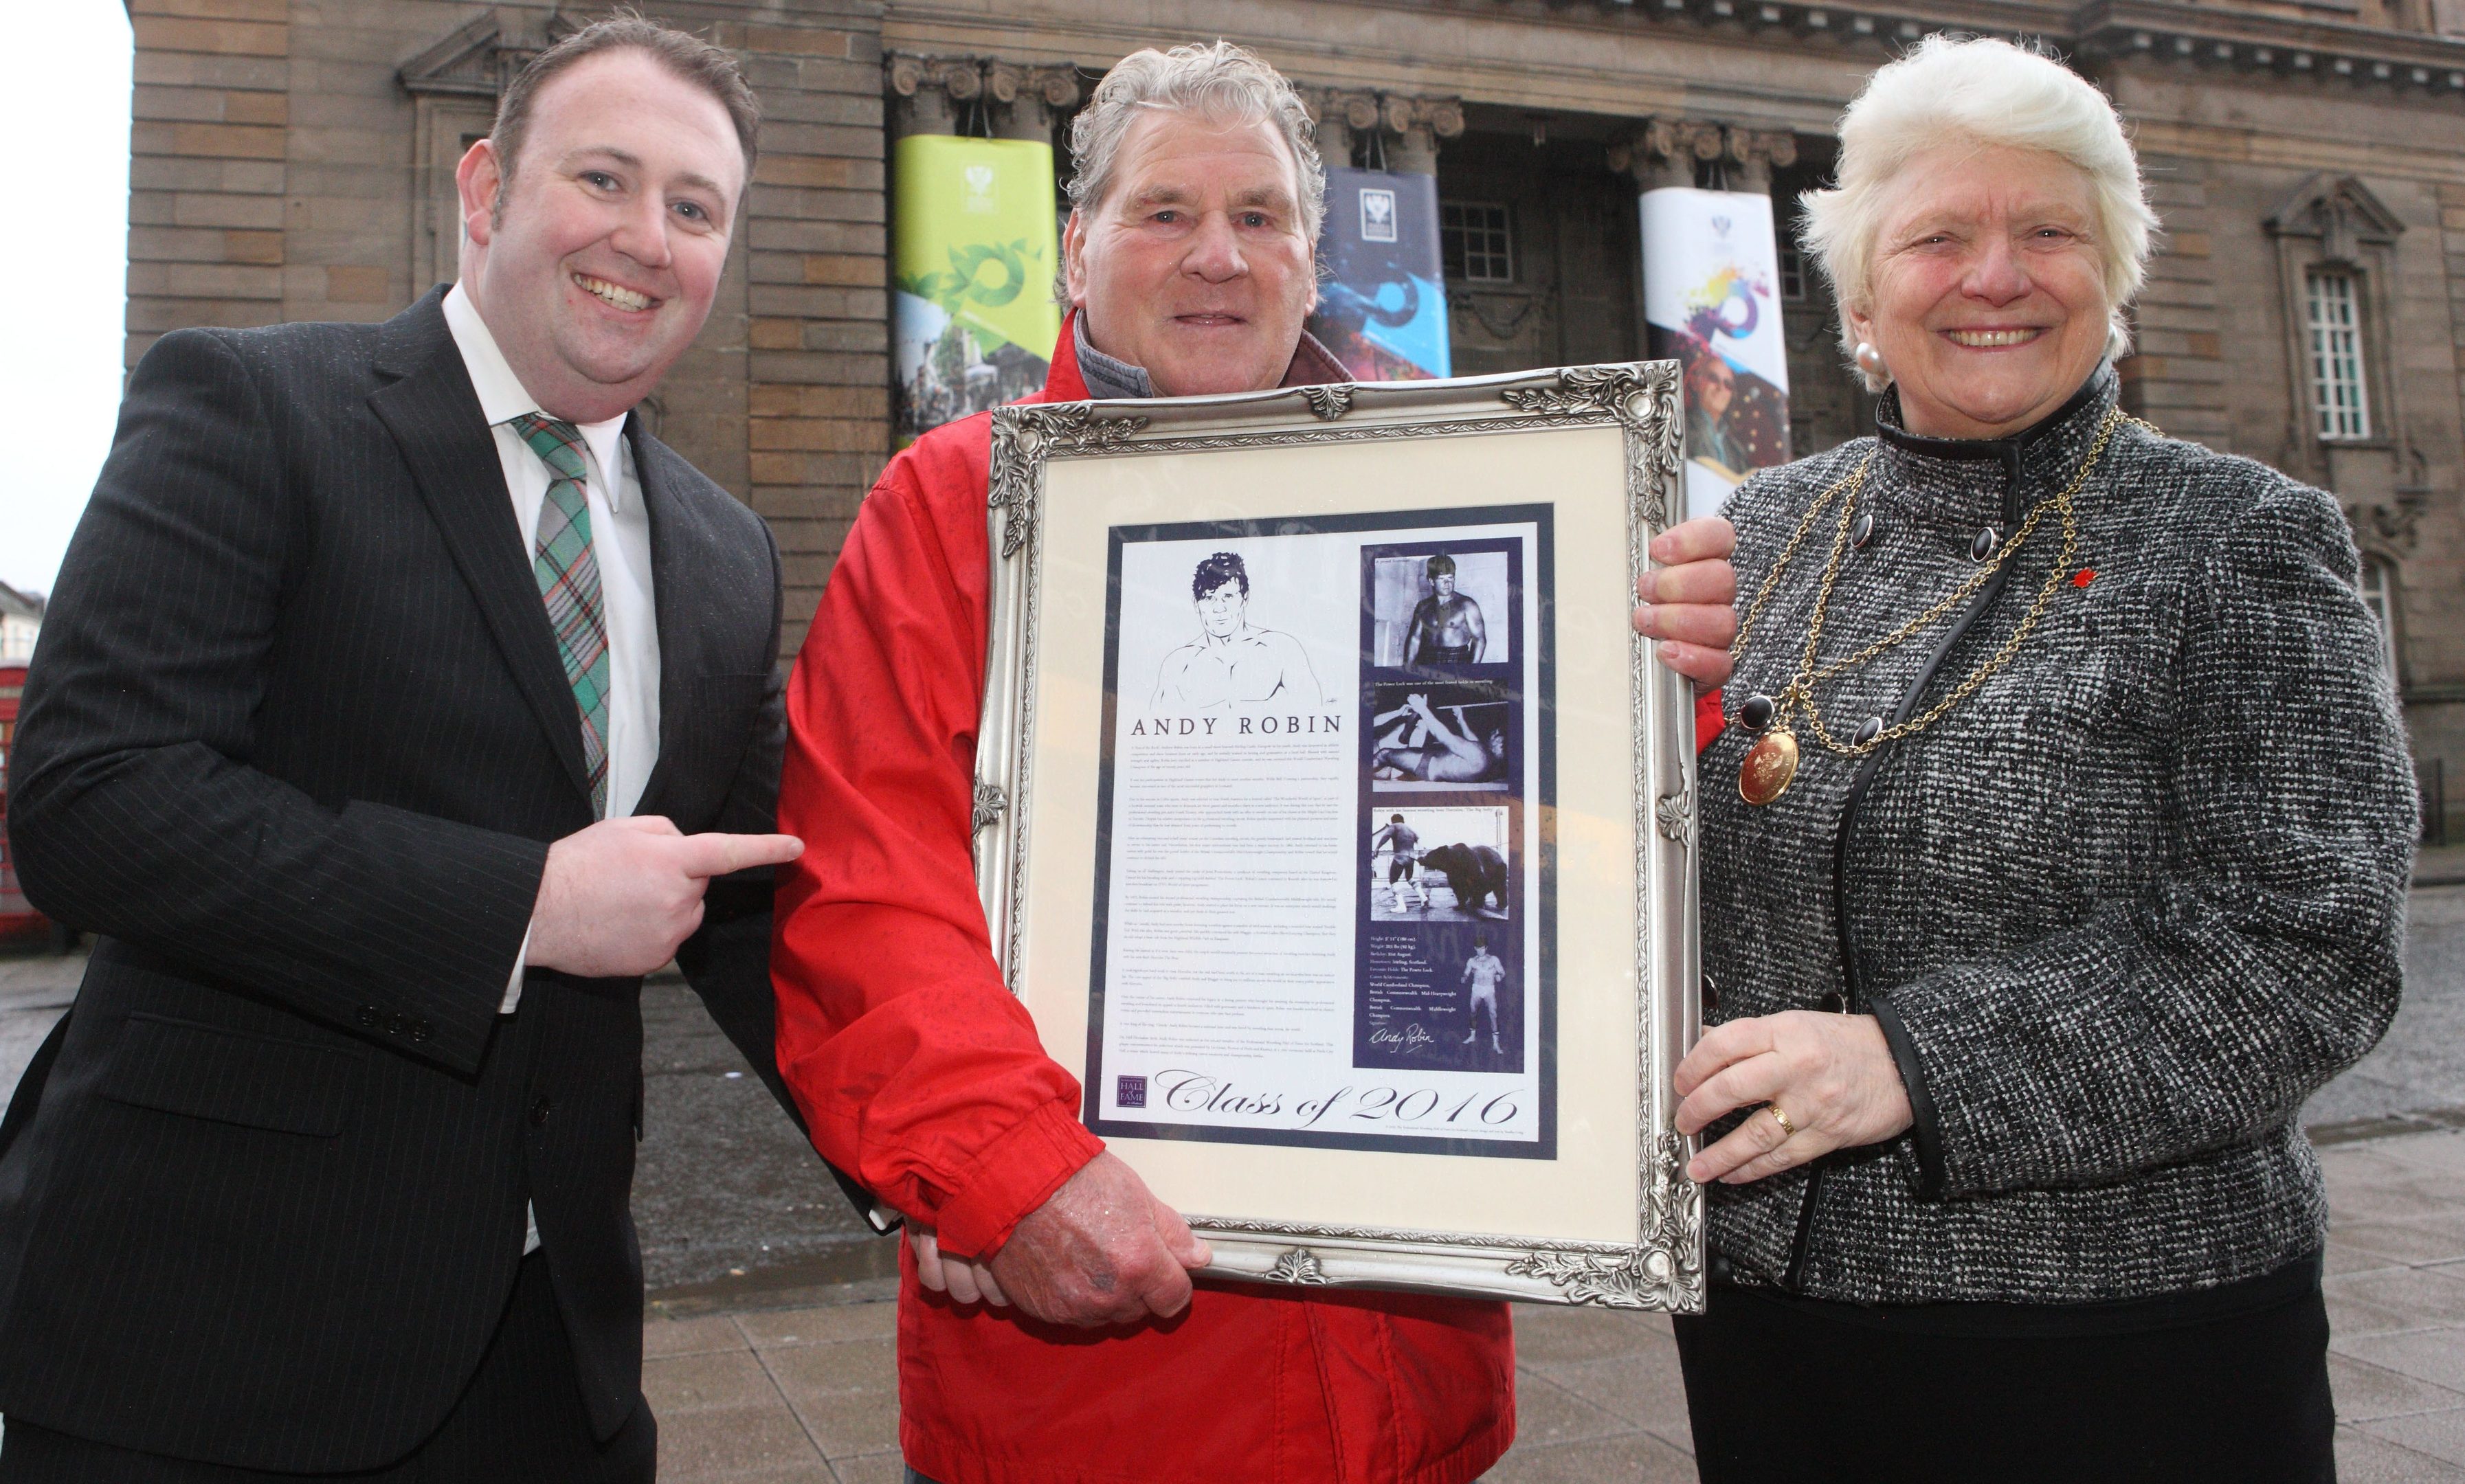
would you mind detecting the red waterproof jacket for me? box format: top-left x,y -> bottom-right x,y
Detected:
770,319 -> 1518,1484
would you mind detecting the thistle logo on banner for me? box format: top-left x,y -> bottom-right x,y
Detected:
1360,187 -> 1398,243
962,163 -> 996,214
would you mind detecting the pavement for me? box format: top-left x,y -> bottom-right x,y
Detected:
5,879 -> 2465,1477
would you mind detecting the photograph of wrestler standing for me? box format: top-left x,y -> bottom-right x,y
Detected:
1367,548 -> 1512,668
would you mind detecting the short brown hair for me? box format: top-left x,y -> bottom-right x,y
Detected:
489,10 -> 760,201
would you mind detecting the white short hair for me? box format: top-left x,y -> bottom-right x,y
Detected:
1066,41 -> 1326,245
1800,35 -> 2159,388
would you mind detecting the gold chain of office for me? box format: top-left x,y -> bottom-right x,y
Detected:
1726,406 -> 2154,806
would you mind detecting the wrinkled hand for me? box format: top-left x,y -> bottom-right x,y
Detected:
527,816 -> 804,978
950,1152 -> 1212,1327
1633,517 -> 1738,687
1674,1011 -> 1912,1184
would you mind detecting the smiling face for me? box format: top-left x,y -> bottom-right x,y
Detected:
1849,144 -> 2112,441
1064,111 -> 1318,397
1688,357 -> 1736,423
1196,578 -> 1248,638
456,49 -> 745,424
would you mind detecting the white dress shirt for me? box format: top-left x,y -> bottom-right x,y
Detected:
445,284 -> 664,1258
443,283 -> 663,1015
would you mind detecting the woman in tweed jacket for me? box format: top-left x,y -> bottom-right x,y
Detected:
1661,36 -> 2417,1483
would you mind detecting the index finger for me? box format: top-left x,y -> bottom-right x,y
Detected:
1648,516 -> 1737,567
676,832 -> 806,878
1673,1016 -> 1777,1097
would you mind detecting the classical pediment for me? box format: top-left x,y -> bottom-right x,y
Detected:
399,8 -> 585,99
2265,172 -> 2406,261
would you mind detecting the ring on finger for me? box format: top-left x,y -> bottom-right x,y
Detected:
1765,1102 -> 1798,1139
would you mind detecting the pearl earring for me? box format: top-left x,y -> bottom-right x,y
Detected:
1854,341 -> 1885,377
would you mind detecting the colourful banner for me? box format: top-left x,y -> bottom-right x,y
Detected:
1309,168 -> 1451,382
891,135 -> 1062,445
1640,188 -> 1792,521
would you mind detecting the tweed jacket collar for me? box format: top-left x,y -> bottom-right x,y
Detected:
1871,365 -> 2120,527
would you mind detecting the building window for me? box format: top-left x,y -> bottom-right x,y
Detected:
2358,556 -> 2399,675
2306,269 -> 2372,440
1440,201 -> 1515,284
1778,244 -> 1806,302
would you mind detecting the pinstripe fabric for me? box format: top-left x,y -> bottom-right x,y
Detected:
512,413 -> 612,818
0,289 -> 795,1472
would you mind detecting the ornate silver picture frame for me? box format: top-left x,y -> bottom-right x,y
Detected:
972,363 -> 1704,1311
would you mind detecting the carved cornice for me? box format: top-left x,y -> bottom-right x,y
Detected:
1299,89 -> 1466,140
2266,172 -> 2407,255
886,53 -> 1082,111
1607,121 -> 1796,177
398,10 -> 583,98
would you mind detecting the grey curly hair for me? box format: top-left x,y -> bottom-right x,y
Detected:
1066,41 -> 1326,245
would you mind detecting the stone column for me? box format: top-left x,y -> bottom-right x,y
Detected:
1376,96 -> 1464,176
1609,117 -> 1723,194
885,55 -> 972,140
1722,127 -> 1798,195
987,63 -> 1082,144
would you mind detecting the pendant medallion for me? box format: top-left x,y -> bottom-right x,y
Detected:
1739,728 -> 1800,807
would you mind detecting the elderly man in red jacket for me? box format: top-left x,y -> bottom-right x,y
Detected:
771,41 -> 1739,1484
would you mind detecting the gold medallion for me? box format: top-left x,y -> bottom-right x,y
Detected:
1739,729 -> 1800,807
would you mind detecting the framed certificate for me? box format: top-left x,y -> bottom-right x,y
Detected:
973,365 -> 1704,1310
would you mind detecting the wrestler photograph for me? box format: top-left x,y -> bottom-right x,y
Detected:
1366,807 -> 1511,923
1368,682 -> 1513,791
1367,547 -> 1512,668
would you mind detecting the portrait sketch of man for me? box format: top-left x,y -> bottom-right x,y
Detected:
1149,550 -> 1328,715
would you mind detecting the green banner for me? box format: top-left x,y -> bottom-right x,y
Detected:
892,135 -> 1062,442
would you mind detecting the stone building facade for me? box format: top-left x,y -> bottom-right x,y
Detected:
125,0 -> 2464,835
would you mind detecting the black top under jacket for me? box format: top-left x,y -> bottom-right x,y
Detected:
0,287 -> 848,1470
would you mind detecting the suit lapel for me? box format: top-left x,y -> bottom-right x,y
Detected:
367,291 -> 594,808
627,423 -> 700,823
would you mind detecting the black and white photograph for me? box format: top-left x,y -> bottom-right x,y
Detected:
1367,805 -> 1510,923
1352,925 -> 1526,1075
1367,548 -> 1512,667
1367,681 -> 1514,791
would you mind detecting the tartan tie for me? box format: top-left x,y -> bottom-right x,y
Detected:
510,412 -> 610,817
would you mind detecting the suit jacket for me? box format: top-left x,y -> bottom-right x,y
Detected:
0,287 -> 818,1470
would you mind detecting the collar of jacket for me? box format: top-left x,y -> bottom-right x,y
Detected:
1871,364 -> 2119,528
1051,307 -> 1348,402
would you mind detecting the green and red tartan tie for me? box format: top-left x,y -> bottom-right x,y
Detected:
511,412 -> 610,817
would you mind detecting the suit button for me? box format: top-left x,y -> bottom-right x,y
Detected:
1816,991 -> 1848,1014
1701,973 -> 1721,1014
356,1006 -> 378,1028
408,1020 -> 432,1044
1708,1252 -> 1735,1283
529,1098 -> 555,1127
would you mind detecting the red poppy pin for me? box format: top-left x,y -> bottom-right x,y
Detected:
2072,569 -> 2096,588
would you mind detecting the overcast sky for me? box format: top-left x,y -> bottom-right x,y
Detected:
3,5 -> 133,598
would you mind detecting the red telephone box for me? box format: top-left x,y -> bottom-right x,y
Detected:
0,662 -> 52,945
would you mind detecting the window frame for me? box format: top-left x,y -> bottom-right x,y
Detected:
1439,199 -> 1517,286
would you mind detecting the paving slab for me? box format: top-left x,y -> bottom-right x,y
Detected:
643,1127 -> 2465,1483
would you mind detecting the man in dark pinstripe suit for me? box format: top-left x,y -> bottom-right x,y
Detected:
0,19 -> 827,1481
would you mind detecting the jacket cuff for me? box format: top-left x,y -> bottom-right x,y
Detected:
930,1097 -> 1106,1259
1865,996 -> 1945,1201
